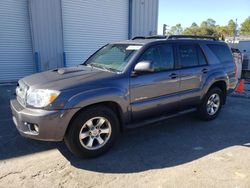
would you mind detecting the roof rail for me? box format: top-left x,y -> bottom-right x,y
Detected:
146,35 -> 167,39
167,35 -> 218,41
132,35 -> 218,41
132,35 -> 167,40
132,36 -> 146,40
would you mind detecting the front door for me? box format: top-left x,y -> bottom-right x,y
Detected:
130,43 -> 180,120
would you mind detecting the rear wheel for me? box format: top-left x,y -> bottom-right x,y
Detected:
197,87 -> 223,121
64,106 -> 120,158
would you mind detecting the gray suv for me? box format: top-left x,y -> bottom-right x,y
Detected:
10,35 -> 237,158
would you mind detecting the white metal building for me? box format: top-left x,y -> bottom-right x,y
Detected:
0,0 -> 159,82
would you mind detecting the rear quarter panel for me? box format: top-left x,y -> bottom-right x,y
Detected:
200,42 -> 237,98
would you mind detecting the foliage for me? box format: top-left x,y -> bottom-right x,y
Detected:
240,17 -> 250,35
167,24 -> 183,35
165,18 -> 249,40
183,19 -> 218,36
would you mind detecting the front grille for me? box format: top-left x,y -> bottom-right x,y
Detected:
16,80 -> 28,106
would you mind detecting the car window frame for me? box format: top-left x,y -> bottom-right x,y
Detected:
207,43 -> 233,63
133,43 -> 176,74
197,44 -> 209,66
176,42 -> 208,70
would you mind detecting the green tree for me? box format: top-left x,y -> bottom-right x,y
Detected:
171,17 -> 250,39
227,19 -> 236,36
200,21 -> 208,28
215,19 -> 236,38
184,19 -> 217,36
240,17 -> 250,35
216,25 -> 228,40
167,24 -> 183,35
206,18 -> 216,27
182,22 -> 200,35
191,22 -> 198,28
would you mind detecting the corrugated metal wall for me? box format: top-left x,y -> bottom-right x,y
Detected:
0,0 -> 159,82
131,0 -> 159,38
61,0 -> 129,67
29,0 -> 64,71
0,0 -> 34,82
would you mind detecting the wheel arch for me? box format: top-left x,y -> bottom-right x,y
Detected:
205,80 -> 227,104
65,101 -> 125,138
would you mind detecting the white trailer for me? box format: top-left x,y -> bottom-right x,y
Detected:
237,41 -> 250,70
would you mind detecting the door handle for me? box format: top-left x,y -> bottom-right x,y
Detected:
202,68 -> 208,74
169,73 -> 178,79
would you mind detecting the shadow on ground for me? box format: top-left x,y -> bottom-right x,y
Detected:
0,84 -> 64,159
1,84 -> 250,173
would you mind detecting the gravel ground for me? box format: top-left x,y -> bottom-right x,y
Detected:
0,84 -> 250,188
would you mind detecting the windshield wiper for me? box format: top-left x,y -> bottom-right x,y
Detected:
104,66 -> 120,73
88,63 -> 118,73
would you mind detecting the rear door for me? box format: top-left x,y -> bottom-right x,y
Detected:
130,43 -> 181,120
177,43 -> 209,106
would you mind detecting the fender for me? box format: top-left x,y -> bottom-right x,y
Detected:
63,86 -> 130,122
200,70 -> 228,100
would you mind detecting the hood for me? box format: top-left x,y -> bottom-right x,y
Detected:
21,66 -> 115,90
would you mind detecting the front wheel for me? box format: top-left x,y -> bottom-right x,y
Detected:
64,106 -> 120,158
197,87 -> 223,121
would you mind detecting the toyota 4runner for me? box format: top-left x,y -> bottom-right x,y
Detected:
10,35 -> 237,158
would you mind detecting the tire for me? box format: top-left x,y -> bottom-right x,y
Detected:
197,87 -> 223,121
64,106 -> 120,158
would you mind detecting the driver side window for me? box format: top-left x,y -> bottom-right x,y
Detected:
138,44 -> 174,72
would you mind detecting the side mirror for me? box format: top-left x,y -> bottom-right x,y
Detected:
133,61 -> 154,74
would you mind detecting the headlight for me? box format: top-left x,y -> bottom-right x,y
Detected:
26,89 -> 60,108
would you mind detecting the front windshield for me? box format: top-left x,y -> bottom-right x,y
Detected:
85,44 -> 142,72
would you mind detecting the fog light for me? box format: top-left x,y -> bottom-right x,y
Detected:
24,122 -> 39,133
34,124 -> 39,132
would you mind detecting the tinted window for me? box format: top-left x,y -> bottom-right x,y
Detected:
158,45 -> 174,70
208,44 -> 232,62
197,47 -> 207,65
178,45 -> 198,68
139,44 -> 174,72
85,44 -> 140,72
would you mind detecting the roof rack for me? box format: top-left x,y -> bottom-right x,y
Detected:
146,35 -> 167,39
132,35 -> 167,40
167,35 -> 218,41
132,36 -> 146,40
132,35 -> 218,41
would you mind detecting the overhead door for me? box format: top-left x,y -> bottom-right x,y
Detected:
61,0 -> 128,67
0,0 -> 34,82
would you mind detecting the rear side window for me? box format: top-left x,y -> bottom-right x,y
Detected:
197,47 -> 207,65
178,45 -> 198,68
207,44 -> 232,63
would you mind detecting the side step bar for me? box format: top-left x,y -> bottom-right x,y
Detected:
126,108 -> 196,129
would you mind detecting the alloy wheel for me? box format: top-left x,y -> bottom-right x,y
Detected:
79,117 -> 112,150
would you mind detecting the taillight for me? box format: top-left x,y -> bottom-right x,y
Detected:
234,60 -> 238,79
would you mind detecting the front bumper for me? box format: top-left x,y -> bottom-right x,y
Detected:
10,99 -> 76,141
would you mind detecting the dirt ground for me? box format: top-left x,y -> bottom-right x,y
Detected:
0,84 -> 250,188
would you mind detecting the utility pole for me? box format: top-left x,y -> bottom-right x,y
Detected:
233,18 -> 238,47
163,24 -> 168,36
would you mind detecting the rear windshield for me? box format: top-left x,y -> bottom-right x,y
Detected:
207,44 -> 233,63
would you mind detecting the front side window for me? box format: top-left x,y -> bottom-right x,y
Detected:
85,44 -> 141,72
178,44 -> 198,68
138,44 -> 174,72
